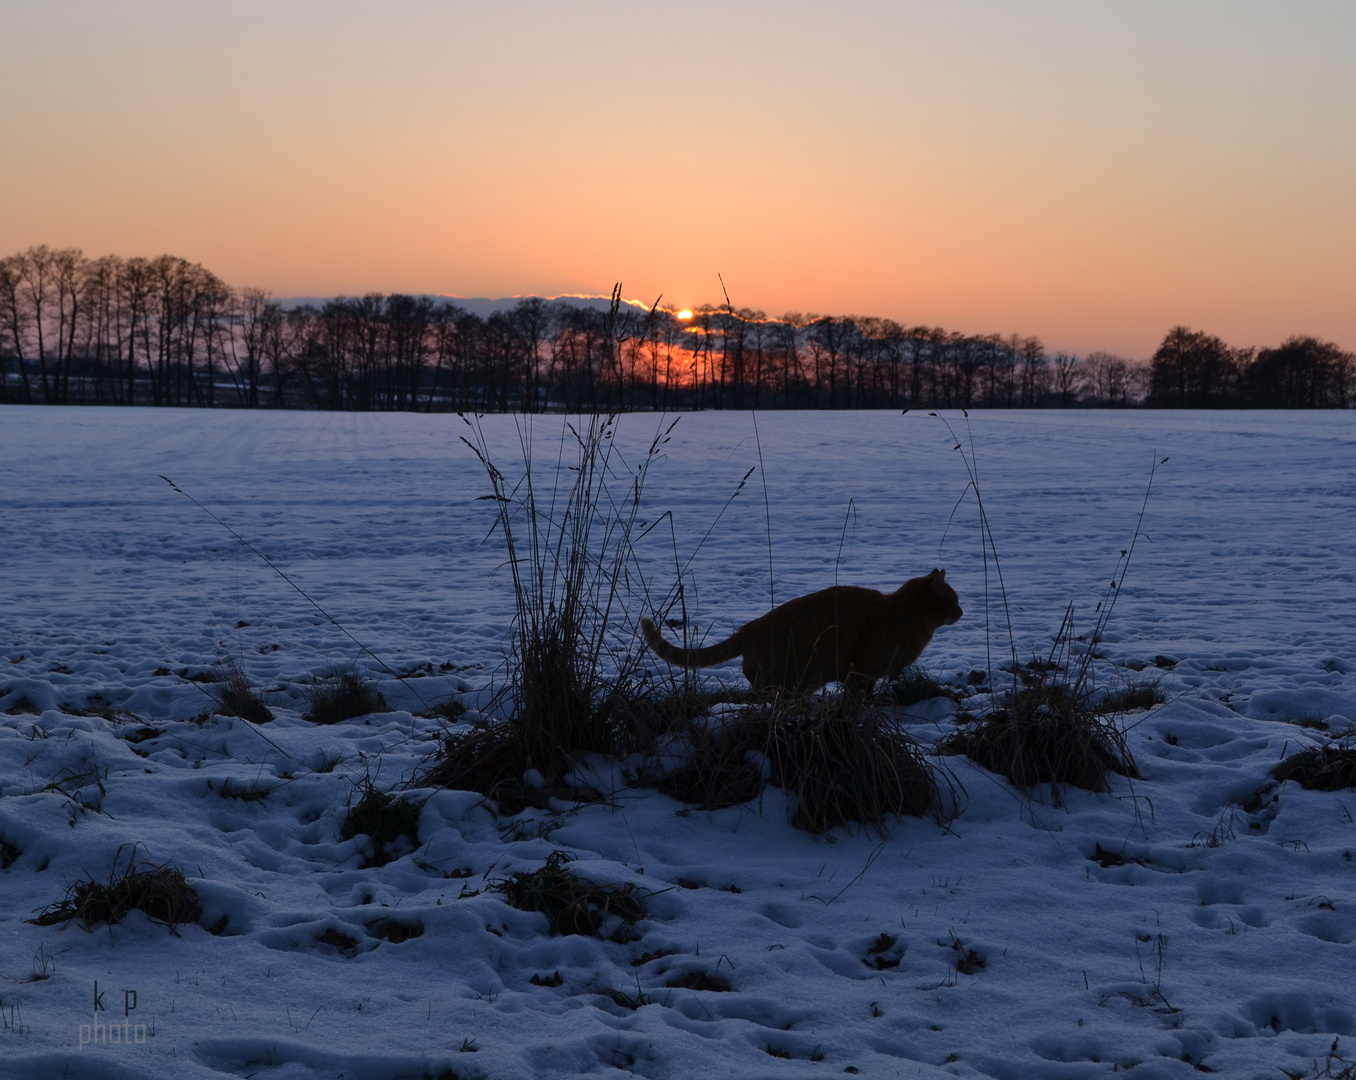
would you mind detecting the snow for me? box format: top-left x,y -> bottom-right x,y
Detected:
1,406 -> 1354,1079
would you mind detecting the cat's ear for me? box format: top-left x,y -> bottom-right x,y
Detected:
931,570 -> 948,595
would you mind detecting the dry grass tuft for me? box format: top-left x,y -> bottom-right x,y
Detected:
761,693 -> 944,834
419,721 -> 607,816
306,670 -> 388,725
444,412 -> 673,805
657,692 -> 946,833
216,778 -> 273,802
602,984 -> 652,1010
939,680 -> 1137,801
1282,714 -> 1336,733
420,697 -> 467,722
212,660 -> 274,723
1098,676 -> 1166,714
656,714 -> 766,811
883,665 -> 960,707
30,847 -> 200,933
504,621 -> 642,774
948,931 -> 986,975
339,779 -> 423,867
315,927 -> 359,956
492,850 -> 647,938
367,918 -> 424,944
1279,1038 -> 1356,1080
615,683 -> 722,750
420,723 -> 528,809
1273,744 -> 1356,792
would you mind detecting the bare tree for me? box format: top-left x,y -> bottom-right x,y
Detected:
1051,352 -> 1083,407
0,254 -> 33,402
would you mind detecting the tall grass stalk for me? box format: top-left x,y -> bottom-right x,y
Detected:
932,410 -> 1019,697
1067,454 -> 1167,700
458,410 -> 675,778
930,413 -> 1158,796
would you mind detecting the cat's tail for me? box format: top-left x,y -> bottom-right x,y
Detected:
640,617 -> 743,669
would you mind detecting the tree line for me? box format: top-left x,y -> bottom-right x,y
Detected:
2,246 -> 1350,411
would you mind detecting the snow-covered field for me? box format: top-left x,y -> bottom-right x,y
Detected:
1,406 -> 1353,1080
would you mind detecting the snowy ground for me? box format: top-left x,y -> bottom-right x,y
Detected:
1,406 -> 1354,1080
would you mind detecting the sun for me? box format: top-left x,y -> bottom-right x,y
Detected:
676,310 -> 693,320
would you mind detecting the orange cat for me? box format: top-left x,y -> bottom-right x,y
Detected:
640,568 -> 962,693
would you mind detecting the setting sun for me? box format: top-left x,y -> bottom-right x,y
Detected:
676,310 -> 693,320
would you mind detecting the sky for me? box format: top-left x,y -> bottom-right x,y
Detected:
1,1 -> 1353,357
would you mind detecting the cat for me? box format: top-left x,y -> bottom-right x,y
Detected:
640,568 -> 962,694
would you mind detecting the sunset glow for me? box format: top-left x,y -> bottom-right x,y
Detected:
2,2 -> 1353,357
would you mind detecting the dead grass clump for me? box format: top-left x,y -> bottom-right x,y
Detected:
315,927 -> 359,956
948,932 -> 985,975
420,697 -> 467,722
1283,714 -> 1335,732
666,970 -> 732,992
30,848 -> 200,933
614,683 -> 722,750
656,715 -> 765,811
654,694 -> 946,831
492,850 -> 647,938
306,671 -> 388,725
421,723 -> 525,806
762,694 -> 943,834
416,678 -> 688,820
1098,677 -> 1165,714
865,932 -> 902,969
216,778 -> 272,802
510,617 -> 624,767
603,984 -> 652,1010
368,918 -> 424,944
339,779 -> 423,867
1273,744 -> 1356,792
420,722 -> 600,816
884,665 -> 960,707
939,681 -> 1137,799
65,696 -> 119,721
212,660 -> 274,724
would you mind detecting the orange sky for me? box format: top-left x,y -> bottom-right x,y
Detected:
2,1 -> 1353,357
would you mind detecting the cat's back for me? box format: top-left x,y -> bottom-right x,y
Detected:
745,585 -> 887,642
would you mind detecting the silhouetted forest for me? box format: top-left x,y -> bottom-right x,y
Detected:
3,247 -> 1350,410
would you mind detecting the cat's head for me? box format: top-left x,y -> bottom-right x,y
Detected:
927,568 -> 963,626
